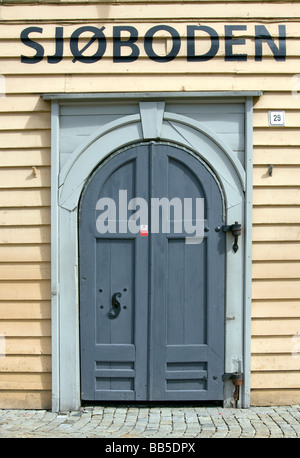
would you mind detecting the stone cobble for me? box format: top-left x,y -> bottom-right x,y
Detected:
0,405 -> 299,438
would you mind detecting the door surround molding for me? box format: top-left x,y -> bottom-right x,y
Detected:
49,93 -> 255,412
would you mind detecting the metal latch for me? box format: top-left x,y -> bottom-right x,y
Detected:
223,372 -> 244,408
222,222 -> 242,253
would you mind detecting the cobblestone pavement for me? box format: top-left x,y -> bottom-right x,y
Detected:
0,405 -> 300,438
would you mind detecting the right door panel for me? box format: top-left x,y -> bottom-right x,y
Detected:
149,143 -> 225,401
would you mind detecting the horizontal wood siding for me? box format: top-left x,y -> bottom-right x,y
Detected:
0,78 -> 51,407
252,65 -> 300,404
0,0 -> 299,408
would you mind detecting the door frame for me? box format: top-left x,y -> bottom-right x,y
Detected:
45,91 -> 261,412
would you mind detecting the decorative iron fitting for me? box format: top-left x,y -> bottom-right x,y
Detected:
222,372 -> 244,408
222,221 -> 242,253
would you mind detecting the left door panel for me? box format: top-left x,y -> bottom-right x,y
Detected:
79,146 -> 149,401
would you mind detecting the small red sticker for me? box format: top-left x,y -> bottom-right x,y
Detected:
140,225 -> 148,236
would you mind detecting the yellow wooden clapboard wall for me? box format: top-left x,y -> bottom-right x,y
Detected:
0,0 -> 299,409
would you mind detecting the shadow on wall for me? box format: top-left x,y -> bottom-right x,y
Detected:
96,0 -> 114,18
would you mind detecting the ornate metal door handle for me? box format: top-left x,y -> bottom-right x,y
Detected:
109,292 -> 122,319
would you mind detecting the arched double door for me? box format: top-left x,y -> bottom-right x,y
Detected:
79,142 -> 225,401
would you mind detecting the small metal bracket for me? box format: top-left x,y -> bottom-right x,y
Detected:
223,372 -> 243,382
226,314 -> 236,321
222,372 -> 244,408
268,164 -> 273,176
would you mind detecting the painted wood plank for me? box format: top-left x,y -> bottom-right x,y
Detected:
254,93 -> 300,110
0,320 -> 51,337
166,345 -> 208,362
252,226 -> 300,242
0,263 -> 51,279
251,300 -> 300,317
251,372 -> 300,389
4,75 -> 298,94
253,148 -> 300,165
2,337 -> 51,355
94,344 -> 136,362
0,149 -> 51,167
252,207 -> 300,224
0,355 -> 51,372
0,113 -> 50,130
0,373 -> 51,390
251,336 -> 300,353
252,261 -> 300,278
0,281 -> 51,301
251,354 -> 300,371
0,131 -> 51,148
0,168 -> 50,188
251,390 -> 300,407
1,19 -> 300,39
0,301 -> 51,319
254,130 -> 300,147
2,58 -> 299,76
0,227 -> 51,244
252,279 -> 300,299
0,95 -> 50,112
252,243 -> 300,261
0,245 -> 51,262
0,209 -> 50,226
253,188 -> 300,206
252,318 -> 300,336
1,3 -> 300,21
253,166 -> 300,186
0,391 -> 51,410
0,189 -> 51,207
60,103 -> 139,116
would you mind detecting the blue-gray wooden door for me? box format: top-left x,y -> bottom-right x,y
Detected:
79,143 -> 225,401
